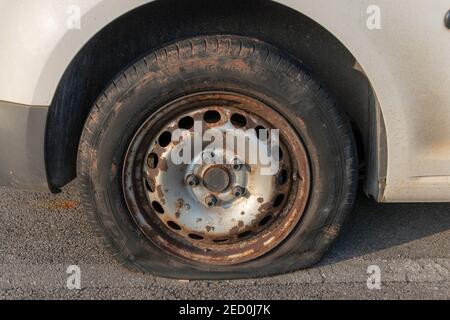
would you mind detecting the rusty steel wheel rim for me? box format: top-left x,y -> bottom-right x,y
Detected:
123,92 -> 310,265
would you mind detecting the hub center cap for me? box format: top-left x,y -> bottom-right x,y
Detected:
203,166 -> 231,193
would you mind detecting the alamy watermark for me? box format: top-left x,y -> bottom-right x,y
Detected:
66,265 -> 81,290
367,5 -> 382,30
169,121 -> 280,176
66,5 -> 81,30
367,265 -> 382,290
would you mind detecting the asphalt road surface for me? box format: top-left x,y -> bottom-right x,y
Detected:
0,182 -> 449,300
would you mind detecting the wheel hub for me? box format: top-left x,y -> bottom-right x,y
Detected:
122,91 -> 311,265
203,166 -> 230,193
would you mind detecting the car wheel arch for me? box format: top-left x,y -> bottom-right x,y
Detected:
45,0 -> 386,200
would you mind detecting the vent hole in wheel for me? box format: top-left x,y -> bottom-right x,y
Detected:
145,179 -> 155,193
255,126 -> 268,141
273,194 -> 285,208
158,131 -> 172,147
238,230 -> 252,239
152,201 -> 164,214
204,110 -> 221,123
231,113 -> 247,128
147,153 -> 159,169
279,149 -> 284,161
213,238 -> 229,243
188,234 -> 204,240
178,116 -> 194,130
167,221 -> 182,231
278,169 -> 288,185
272,146 -> 284,161
259,215 -> 273,227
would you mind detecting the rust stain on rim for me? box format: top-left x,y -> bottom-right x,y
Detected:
122,91 -> 311,265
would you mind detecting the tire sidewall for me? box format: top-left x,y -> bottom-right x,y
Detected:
79,36 -> 357,279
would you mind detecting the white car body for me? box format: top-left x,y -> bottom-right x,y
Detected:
0,0 -> 449,202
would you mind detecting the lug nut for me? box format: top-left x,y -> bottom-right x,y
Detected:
233,186 -> 245,198
186,174 -> 199,187
232,159 -> 242,171
205,195 -> 218,208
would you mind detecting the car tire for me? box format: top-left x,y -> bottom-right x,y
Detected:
77,35 -> 358,279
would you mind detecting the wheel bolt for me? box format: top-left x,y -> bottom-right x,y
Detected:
232,159 -> 242,171
233,186 -> 245,198
186,174 -> 199,187
205,195 -> 218,208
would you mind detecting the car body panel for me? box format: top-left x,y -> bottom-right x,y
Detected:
0,101 -> 48,190
0,0 -> 449,201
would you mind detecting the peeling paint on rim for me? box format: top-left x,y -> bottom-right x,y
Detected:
122,91 -> 310,265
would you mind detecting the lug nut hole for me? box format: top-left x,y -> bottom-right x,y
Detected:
188,234 -> 204,240
158,131 -> 172,147
259,215 -> 273,227
204,110 -> 221,124
167,221 -> 182,231
178,116 -> 195,130
273,194 -> 285,208
238,230 -> 252,239
152,201 -> 164,214
145,179 -> 155,193
255,126 -> 268,141
272,146 -> 283,161
213,238 -> 229,243
231,113 -> 247,128
278,169 -> 288,185
147,153 -> 159,169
